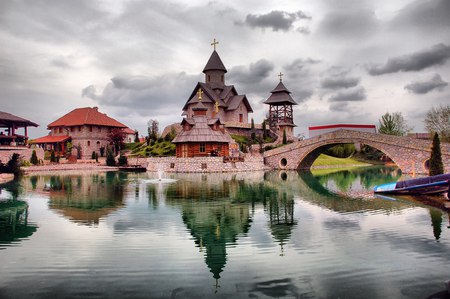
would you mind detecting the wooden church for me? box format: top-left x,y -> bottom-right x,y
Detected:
182,40 -> 253,127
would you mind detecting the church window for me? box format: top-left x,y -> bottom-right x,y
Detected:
221,75 -> 224,83
207,75 -> 210,82
239,114 -> 243,123
199,143 -> 206,153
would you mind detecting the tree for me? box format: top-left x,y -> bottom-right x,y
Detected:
65,141 -> 73,158
429,132 -> 444,176
424,105 -> 450,142
148,119 -> 159,142
282,129 -> 287,144
134,130 -> 140,143
50,150 -> 56,163
107,128 -> 126,154
262,119 -> 267,139
378,112 -> 411,136
105,146 -> 116,166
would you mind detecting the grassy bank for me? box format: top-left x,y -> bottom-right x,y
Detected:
312,154 -> 373,168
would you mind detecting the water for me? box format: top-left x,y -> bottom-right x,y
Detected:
1,167 -> 449,299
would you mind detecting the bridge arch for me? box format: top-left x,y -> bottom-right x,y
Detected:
263,130 -> 450,174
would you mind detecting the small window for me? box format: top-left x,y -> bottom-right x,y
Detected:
87,141 -> 90,147
199,143 -> 206,153
96,141 -> 100,149
221,75 -> 224,82
98,126 -> 101,132
170,163 -> 175,169
280,158 -> 287,167
70,127 -> 74,132
59,127 -> 62,133
201,163 -> 207,169
89,126 -> 93,132
79,126 -> 82,132
207,75 -> 210,82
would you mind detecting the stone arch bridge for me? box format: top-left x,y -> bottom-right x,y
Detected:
264,129 -> 450,174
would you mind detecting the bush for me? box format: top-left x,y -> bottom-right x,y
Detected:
30,150 -> 39,165
50,150 -> 57,163
106,147 -> 116,166
118,155 -> 128,166
0,153 -> 22,178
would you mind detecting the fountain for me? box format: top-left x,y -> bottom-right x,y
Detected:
143,165 -> 177,184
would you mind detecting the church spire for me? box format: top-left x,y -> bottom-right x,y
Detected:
203,39 -> 227,84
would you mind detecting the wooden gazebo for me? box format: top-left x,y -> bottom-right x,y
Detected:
0,111 -> 38,146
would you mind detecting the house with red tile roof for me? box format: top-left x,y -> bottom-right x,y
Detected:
31,107 -> 130,159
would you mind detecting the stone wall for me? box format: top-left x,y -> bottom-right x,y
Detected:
264,129 -> 450,174
0,147 -> 45,163
145,155 -> 269,173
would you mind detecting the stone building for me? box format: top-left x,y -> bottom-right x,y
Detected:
182,44 -> 253,130
32,107 -> 128,158
173,92 -> 234,158
264,75 -> 298,139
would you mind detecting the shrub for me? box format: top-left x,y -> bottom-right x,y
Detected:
30,150 -> 39,165
50,150 -> 56,163
118,155 -> 128,166
100,146 -> 105,157
106,147 -> 116,166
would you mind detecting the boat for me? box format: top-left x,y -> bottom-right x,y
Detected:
374,173 -> 450,195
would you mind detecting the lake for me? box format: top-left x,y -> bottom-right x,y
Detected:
1,166 -> 449,298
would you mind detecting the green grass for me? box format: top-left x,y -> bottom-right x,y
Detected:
312,154 -> 372,167
130,140 -> 175,157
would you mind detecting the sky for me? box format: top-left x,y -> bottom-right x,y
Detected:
1,0 -> 449,139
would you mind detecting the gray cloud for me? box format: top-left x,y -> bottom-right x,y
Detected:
368,44 -> 450,76
245,10 -> 311,32
392,0 -> 450,31
228,59 -> 274,85
404,74 -> 448,94
318,9 -> 378,39
82,72 -> 202,115
321,77 -> 360,90
329,87 -> 366,102
329,102 -> 349,112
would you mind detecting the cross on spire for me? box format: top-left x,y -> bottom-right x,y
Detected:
197,88 -> 203,101
211,38 -> 219,51
278,72 -> 284,82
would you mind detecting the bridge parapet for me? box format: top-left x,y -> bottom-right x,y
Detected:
264,129 -> 450,174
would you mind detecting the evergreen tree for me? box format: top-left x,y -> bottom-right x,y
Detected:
50,150 -> 56,163
282,129 -> 287,145
429,132 -> 444,176
30,149 -> 39,165
262,119 -> 267,139
106,146 -> 116,166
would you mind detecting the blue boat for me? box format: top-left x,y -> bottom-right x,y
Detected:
374,173 -> 450,195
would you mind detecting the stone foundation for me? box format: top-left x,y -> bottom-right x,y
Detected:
145,155 -> 269,173
0,147 -> 44,163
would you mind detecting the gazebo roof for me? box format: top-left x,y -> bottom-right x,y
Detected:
263,82 -> 298,105
0,111 -> 38,127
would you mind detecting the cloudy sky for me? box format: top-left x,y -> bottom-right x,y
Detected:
1,0 -> 449,138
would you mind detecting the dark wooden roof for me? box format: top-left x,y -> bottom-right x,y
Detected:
0,111 -> 38,127
173,115 -> 233,144
263,82 -> 298,105
203,50 -> 227,73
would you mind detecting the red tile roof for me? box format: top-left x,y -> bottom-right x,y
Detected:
48,107 -> 127,128
30,135 -> 71,144
123,127 -> 135,134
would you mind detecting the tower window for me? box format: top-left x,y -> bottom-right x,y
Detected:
199,143 -> 206,153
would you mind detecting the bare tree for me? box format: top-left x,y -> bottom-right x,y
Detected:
424,105 -> 450,142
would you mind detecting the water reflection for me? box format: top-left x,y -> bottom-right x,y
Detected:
24,172 -> 126,226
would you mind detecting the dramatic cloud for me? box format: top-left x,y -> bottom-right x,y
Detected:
318,9 -> 378,39
82,72 -> 202,115
392,0 -> 450,31
321,77 -> 360,90
368,44 -> 450,76
404,74 -> 448,94
245,10 -> 310,32
229,59 -> 274,84
329,87 -> 366,102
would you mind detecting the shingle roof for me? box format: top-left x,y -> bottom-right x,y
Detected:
0,111 -> 38,127
173,115 -> 233,143
30,135 -> 71,144
263,81 -> 298,105
47,107 -> 127,128
203,50 -> 227,73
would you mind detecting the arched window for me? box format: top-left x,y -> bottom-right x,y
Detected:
87,141 -> 90,147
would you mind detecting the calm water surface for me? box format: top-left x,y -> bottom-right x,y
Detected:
0,167 -> 449,299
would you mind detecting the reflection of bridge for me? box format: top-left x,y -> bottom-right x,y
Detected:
264,130 -> 450,174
